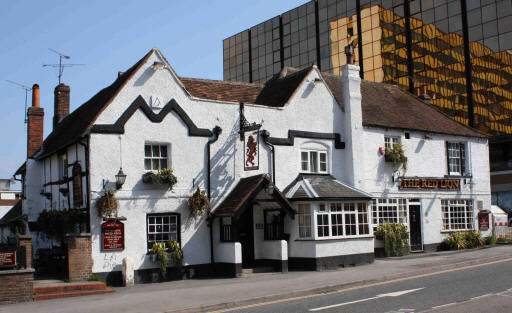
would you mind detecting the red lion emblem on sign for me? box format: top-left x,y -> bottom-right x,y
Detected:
246,135 -> 257,167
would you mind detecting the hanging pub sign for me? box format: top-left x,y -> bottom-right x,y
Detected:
72,163 -> 83,207
102,220 -> 125,251
478,212 -> 489,230
0,250 -> 16,268
399,177 -> 460,190
244,130 -> 259,171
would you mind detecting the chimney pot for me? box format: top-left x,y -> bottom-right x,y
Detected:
419,85 -> 431,101
32,84 -> 40,107
344,44 -> 355,65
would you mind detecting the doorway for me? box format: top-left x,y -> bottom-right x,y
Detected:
236,205 -> 254,268
408,200 -> 423,251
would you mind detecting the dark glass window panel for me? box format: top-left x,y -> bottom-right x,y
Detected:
328,4 -> 337,19
437,19 -> 449,33
307,26 -> 316,38
484,36 -> 499,52
299,4 -> 307,17
449,15 -> 462,32
300,40 -> 308,53
447,1 -> 461,15
423,0 -> 434,10
319,7 -> 327,21
300,53 -> 309,65
483,20 -> 498,37
284,47 -> 291,59
435,5 -> 448,20
498,0 -> 512,18
498,16 -> 512,34
468,25 -> 483,42
499,32 -> 512,50
291,20 -> 299,33
283,11 -> 290,24
423,9 -> 435,24
482,4 -> 497,23
283,23 -> 291,36
467,9 -> 482,27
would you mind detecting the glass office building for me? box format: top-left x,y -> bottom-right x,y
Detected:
223,0 -> 512,135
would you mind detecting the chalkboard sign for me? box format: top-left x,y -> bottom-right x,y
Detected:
0,250 -> 16,268
102,221 -> 124,251
478,212 -> 489,231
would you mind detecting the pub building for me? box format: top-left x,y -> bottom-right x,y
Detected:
15,47 -> 490,284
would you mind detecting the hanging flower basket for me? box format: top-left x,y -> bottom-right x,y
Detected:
142,168 -> 178,190
187,187 -> 211,219
384,144 -> 407,171
96,189 -> 119,219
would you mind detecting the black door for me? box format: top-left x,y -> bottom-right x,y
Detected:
408,205 -> 422,251
236,206 -> 254,267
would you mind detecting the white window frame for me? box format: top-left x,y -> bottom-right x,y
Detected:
146,213 -> 179,250
446,142 -> 466,176
441,199 -> 474,231
371,198 -> 408,228
144,143 -> 170,171
297,203 -> 312,239
300,150 -> 328,174
58,154 -> 68,180
384,135 -> 400,150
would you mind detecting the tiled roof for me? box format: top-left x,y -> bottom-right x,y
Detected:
283,174 -> 373,200
0,201 -> 22,225
35,49 -> 153,159
214,174 -> 294,217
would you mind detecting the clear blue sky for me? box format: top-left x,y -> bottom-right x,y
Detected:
0,0 -> 308,186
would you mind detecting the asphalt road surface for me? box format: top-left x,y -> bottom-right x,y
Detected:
212,259 -> 512,313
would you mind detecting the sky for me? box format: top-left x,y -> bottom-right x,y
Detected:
0,0 -> 308,188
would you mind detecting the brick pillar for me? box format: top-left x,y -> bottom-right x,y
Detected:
66,233 -> 93,281
17,235 -> 33,269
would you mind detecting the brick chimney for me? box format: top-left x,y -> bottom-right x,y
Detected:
53,83 -> 70,129
27,84 -> 44,158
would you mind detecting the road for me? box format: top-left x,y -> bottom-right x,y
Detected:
213,259 -> 512,313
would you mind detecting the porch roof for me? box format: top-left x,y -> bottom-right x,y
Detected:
283,174 -> 373,201
213,174 -> 295,218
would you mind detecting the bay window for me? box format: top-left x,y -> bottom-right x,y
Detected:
297,202 -> 371,239
441,199 -> 474,231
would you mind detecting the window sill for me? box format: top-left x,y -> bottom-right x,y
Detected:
444,175 -> 472,179
441,229 -> 474,233
295,235 -> 374,242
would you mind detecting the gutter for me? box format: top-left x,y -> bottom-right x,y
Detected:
207,126 -> 222,265
261,130 -> 276,185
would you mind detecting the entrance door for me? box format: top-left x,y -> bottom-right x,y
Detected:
237,206 -> 254,267
408,203 -> 423,251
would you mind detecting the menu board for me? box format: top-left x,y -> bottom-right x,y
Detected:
478,212 -> 489,231
102,221 -> 124,251
0,250 -> 16,268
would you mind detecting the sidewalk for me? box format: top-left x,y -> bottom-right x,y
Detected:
2,245 -> 512,313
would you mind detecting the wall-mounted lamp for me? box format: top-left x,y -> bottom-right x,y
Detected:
152,61 -> 166,71
115,168 -> 127,189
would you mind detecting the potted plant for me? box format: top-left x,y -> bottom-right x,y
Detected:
187,188 -> 211,219
384,143 -> 407,171
95,189 -> 119,219
150,242 -> 169,278
142,168 -> 178,190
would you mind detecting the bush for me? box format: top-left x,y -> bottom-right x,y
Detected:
150,242 -> 169,278
88,274 -> 104,282
486,235 -> 497,245
36,209 -> 87,244
376,223 -> 410,257
167,239 -> 183,265
497,236 -> 509,244
385,144 -> 407,171
442,231 -> 485,250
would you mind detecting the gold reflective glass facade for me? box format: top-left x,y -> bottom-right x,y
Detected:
223,0 -> 512,135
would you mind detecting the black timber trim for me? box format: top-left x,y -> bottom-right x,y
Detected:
404,0 -> 414,93
90,95 -> 213,137
267,130 -> 345,149
356,0 -> 364,79
460,0 -> 474,128
287,197 -> 372,201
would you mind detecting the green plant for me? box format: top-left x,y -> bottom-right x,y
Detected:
167,239 -> 183,265
88,274 -> 104,282
385,144 -> 407,171
95,189 -> 119,218
443,232 -> 467,250
187,188 -> 211,219
486,235 -> 497,245
463,230 -> 485,248
36,208 -> 86,245
150,242 -> 169,278
143,168 -> 178,190
376,223 -> 410,257
497,236 -> 509,244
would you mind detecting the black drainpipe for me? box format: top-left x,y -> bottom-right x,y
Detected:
207,126 -> 222,265
78,137 -> 91,233
261,130 -> 275,185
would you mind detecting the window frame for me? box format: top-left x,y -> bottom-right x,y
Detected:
446,141 -> 467,176
371,198 -> 408,229
384,135 -> 401,150
146,212 -> 180,251
441,199 -> 474,231
144,143 -> 170,172
300,149 -> 328,174
220,216 -> 234,242
297,203 -> 313,239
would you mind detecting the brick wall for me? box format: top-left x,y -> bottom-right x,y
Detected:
53,84 -> 70,129
27,106 -> 44,158
66,234 -> 93,281
0,269 -> 34,304
17,235 -> 32,269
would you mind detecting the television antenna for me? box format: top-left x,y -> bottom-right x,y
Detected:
5,80 -> 32,124
43,48 -> 85,84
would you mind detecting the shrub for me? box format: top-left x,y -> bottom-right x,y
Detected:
385,144 -> 407,171
167,239 -> 183,265
150,242 -> 169,278
376,223 -> 410,257
442,231 -> 485,250
497,236 -> 509,244
36,208 -> 87,244
463,230 -> 485,248
88,274 -> 104,282
486,235 -> 497,245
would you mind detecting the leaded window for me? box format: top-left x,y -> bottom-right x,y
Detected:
144,144 -> 169,171
147,213 -> 179,249
441,199 -> 474,231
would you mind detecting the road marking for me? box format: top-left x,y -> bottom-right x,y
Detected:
309,288 -> 424,311
431,302 -> 457,309
206,257 -> 512,313
470,293 -> 492,300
